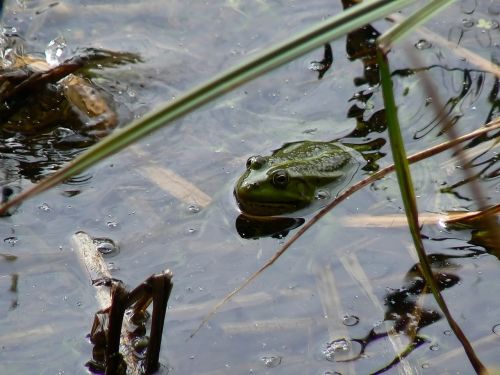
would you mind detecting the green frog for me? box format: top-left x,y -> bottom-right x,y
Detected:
234,140 -> 366,216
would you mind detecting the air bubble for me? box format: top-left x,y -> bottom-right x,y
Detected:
107,262 -> 120,271
415,39 -> 432,50
93,238 -> 119,257
261,355 -> 281,368
492,324 -> 500,335
315,190 -> 331,200
106,221 -> 119,229
38,202 -> 51,211
342,314 -> 360,326
187,204 -> 200,214
132,337 -> 149,358
461,18 -> 475,28
4,236 -> 18,246
323,338 -> 362,362
309,61 -> 326,72
460,0 -> 477,15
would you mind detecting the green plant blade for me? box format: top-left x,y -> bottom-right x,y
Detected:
377,48 -> 487,375
0,0 -> 415,214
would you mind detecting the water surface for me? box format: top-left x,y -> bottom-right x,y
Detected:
0,0 -> 498,374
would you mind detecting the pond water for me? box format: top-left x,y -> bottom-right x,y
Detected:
0,0 -> 498,374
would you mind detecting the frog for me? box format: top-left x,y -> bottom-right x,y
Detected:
234,140 -> 369,217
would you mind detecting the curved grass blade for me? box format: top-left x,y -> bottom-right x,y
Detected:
0,0 -> 415,215
446,203 -> 500,225
190,119 -> 500,338
377,48 -> 487,374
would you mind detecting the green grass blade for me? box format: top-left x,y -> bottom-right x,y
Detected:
378,0 -> 456,51
0,0 -> 415,214
377,48 -> 487,374
377,51 -> 419,241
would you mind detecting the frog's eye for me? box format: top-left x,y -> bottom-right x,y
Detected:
246,155 -> 266,170
272,169 -> 289,187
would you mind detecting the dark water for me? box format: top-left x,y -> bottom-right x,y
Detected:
0,0 -> 498,374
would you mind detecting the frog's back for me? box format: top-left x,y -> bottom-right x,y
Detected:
269,141 -> 360,181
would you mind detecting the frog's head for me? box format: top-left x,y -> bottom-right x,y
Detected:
234,155 -> 318,216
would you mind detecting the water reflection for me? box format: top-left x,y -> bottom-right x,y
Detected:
397,67 -> 497,140
0,272 -> 18,311
426,212 -> 498,257
235,215 -> 304,239
327,253 -> 472,373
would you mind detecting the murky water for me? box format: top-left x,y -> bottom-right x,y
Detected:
0,0 -> 498,374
